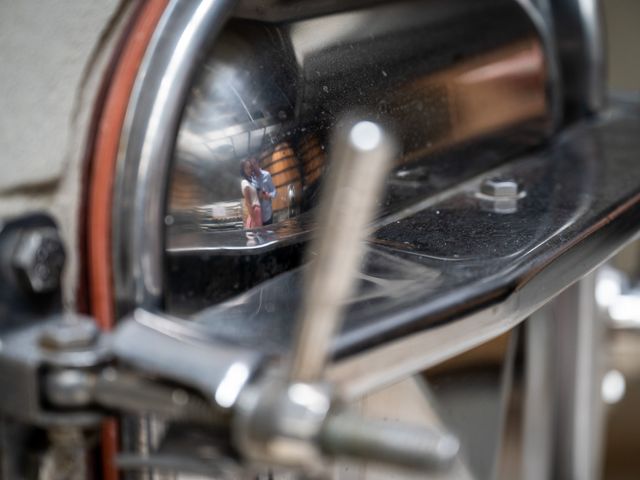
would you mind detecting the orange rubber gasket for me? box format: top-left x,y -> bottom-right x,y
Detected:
86,1 -> 169,479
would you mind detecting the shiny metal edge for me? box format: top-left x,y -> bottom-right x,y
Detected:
328,220 -> 640,401
515,0 -> 564,131
115,0 -> 563,317
552,0 -> 607,114
112,0 -> 237,315
578,0 -> 607,112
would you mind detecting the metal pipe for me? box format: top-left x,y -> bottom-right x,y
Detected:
288,118 -> 396,383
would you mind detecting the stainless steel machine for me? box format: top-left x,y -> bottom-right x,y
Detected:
0,0 -> 638,479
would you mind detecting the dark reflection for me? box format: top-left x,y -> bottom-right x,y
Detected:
171,106 -> 610,352
187,247 -> 442,351
166,0 -> 553,310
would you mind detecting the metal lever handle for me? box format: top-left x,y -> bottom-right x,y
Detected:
234,377 -> 460,473
289,118 -> 396,383
320,412 -> 460,471
35,120 -> 457,476
235,120 -> 459,474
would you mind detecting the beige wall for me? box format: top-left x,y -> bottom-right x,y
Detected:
0,1 -> 129,307
603,0 -> 640,91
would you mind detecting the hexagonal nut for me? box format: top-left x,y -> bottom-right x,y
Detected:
480,178 -> 519,199
39,316 -> 99,351
12,227 -> 66,294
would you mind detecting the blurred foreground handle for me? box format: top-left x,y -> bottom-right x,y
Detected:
289,118 -> 397,383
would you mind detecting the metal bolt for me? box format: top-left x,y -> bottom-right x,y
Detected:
12,227 -> 65,294
46,369 -> 95,407
39,316 -> 99,351
480,178 -> 519,198
476,177 -> 525,214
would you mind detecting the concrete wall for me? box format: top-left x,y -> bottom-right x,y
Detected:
603,0 -> 640,91
0,1 -> 128,306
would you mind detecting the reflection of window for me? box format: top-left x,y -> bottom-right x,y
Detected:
194,201 -> 243,231
228,125 -> 269,159
229,131 -> 249,158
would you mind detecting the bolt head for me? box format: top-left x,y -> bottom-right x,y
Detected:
480,178 -> 519,198
12,228 -> 65,294
39,316 -> 99,350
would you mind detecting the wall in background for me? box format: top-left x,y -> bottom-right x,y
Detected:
603,0 -> 640,91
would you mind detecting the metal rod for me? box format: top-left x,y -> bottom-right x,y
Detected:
320,411 -> 459,472
288,118 -> 396,383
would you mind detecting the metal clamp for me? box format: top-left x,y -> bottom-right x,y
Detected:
232,119 -> 460,474
0,150 -> 462,476
0,314 -> 108,428
234,376 -> 459,474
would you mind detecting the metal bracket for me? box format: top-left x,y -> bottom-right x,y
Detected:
0,187 -> 461,478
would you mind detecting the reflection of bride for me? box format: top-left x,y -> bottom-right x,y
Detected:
241,159 -> 262,229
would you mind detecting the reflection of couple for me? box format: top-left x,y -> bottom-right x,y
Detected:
241,157 -> 276,229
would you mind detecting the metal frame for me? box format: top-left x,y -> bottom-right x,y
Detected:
516,0 -> 564,128
111,2 -> 238,474
324,105 -> 640,397
552,0 -> 607,114
113,0 -> 563,319
113,0 -> 237,315
108,2 -> 637,476
110,0 -> 640,399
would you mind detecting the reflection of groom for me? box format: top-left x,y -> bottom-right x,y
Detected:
250,157 -> 276,226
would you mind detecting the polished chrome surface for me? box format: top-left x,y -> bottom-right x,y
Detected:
476,177 -> 526,214
319,409 -> 459,472
165,0 -> 556,313
522,309 -> 554,480
515,0 -> 563,124
551,0 -> 606,115
113,0 -> 237,314
111,309 -> 262,411
182,101 -> 640,398
580,0 -> 606,112
289,119 -> 395,383
234,0 -> 391,22
234,375 -> 459,473
107,2 -> 625,474
234,380 -> 334,470
549,274 -> 605,480
505,275 -> 608,480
